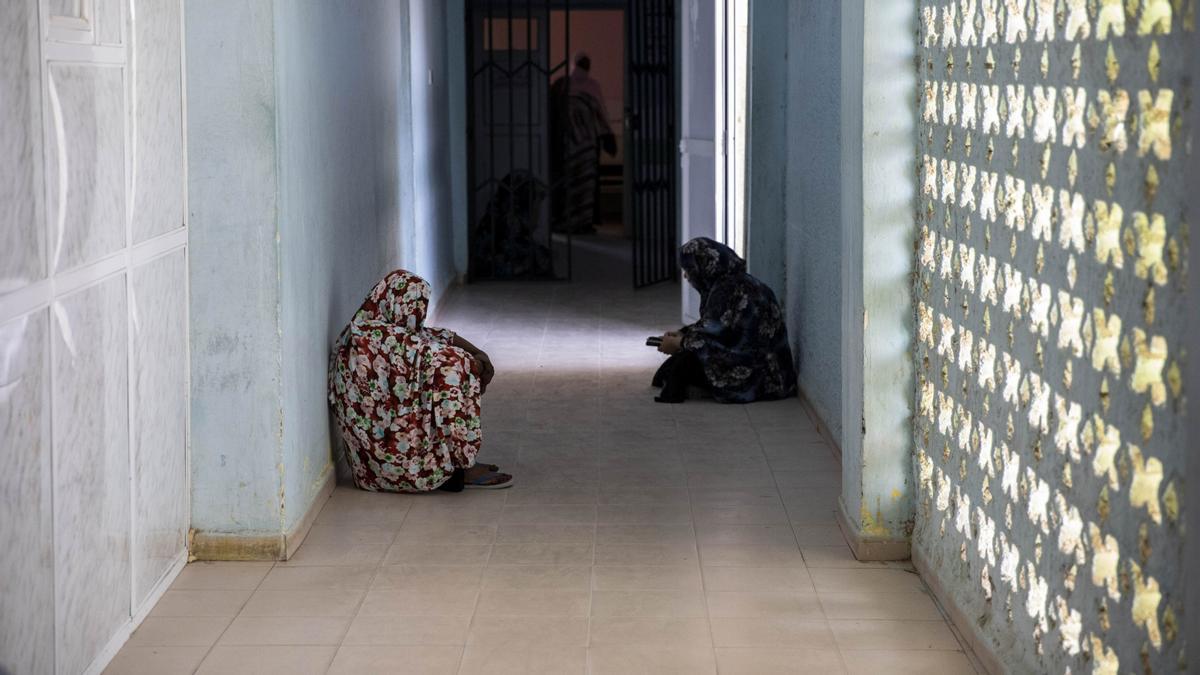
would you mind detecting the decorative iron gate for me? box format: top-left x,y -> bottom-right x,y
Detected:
627,0 -> 677,287
466,0 -> 570,281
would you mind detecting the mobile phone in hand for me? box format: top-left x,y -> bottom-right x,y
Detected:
645,336 -> 663,347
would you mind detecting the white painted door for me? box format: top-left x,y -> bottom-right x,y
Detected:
677,0 -> 720,322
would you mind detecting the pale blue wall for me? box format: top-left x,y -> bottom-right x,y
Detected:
274,1 -> 412,533
783,1 -> 844,443
187,1 -> 284,533
406,0 -> 458,295
189,0 -> 461,540
744,1 -> 788,301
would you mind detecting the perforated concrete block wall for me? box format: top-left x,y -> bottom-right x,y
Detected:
913,0 -> 1191,672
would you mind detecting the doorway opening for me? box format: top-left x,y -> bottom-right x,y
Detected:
465,0 -> 679,289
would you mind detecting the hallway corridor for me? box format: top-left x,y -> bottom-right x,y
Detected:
106,235 -> 975,674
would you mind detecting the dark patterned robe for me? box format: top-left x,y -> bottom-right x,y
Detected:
678,237 -> 797,403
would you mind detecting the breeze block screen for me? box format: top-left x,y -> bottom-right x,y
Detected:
914,1 -> 1191,672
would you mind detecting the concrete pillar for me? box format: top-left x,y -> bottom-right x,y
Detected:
836,0 -> 917,561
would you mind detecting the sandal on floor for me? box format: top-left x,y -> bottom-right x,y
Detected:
465,471 -> 515,490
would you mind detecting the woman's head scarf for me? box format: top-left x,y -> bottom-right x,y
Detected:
678,237 -> 747,296
355,270 -> 430,331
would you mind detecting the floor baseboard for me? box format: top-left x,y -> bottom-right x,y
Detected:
191,469 -> 335,561
913,545 -> 1005,675
284,468 -> 335,560
835,497 -> 911,561
797,386 -> 842,462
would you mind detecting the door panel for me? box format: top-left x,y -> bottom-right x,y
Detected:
627,0 -> 678,289
677,0 -> 717,321
467,2 -> 560,280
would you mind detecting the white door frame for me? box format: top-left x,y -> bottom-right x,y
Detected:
677,0 -> 730,323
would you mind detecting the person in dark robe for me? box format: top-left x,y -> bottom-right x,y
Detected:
652,237 -> 798,403
550,52 -> 617,234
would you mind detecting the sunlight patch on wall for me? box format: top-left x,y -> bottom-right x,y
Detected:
915,0 -> 1190,671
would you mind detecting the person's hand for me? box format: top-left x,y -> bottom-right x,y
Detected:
473,351 -> 495,393
658,333 -> 683,355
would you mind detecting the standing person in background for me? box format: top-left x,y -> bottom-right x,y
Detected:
550,51 -> 617,234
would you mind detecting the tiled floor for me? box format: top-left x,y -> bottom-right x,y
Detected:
106,234 -> 977,674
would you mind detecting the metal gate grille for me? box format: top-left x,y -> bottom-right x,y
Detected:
466,0 -> 572,281
627,0 -> 677,288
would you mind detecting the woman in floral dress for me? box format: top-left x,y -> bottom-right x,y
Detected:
329,270 -> 512,491
652,237 -> 798,403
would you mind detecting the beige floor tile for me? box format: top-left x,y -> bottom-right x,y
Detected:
809,568 -> 926,593
283,525 -> 394,566
124,616 -> 232,647
699,544 -> 806,567
396,508 -> 502,527
714,647 -> 847,674
687,470 -> 775,488
592,565 -> 703,591
688,486 -> 782,507
196,645 -> 336,674
467,615 -> 590,647
839,649 -> 976,674
314,488 -> 412,526
818,591 -> 944,621
358,588 -> 478,616
473,588 -> 589,616
504,488 -> 599,505
589,617 -> 713,646
800,546 -> 899,569
171,562 -> 273,591
590,590 -> 707,618
392,523 -> 497,545
326,645 -> 462,675
217,616 -> 349,645
595,524 -> 695,545
706,591 -> 825,619
239,589 -> 363,617
494,523 -> 595,543
372,564 -> 484,591
587,645 -> 718,675
103,646 -> 209,675
593,542 -> 698,565
149,590 -> 252,617
342,614 -> 471,645
597,487 -> 691,505
500,503 -> 598,524
692,504 -> 791,525
458,644 -> 586,674
701,565 -> 815,592
383,544 -> 492,566
597,503 -> 693,524
481,564 -> 591,590
792,525 -> 849,547
258,564 -> 376,591
488,542 -> 593,565
695,523 -> 797,548
829,619 -> 962,651
709,617 -> 835,648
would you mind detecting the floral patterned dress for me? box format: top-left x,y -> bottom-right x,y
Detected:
328,270 -> 482,492
677,237 -> 798,403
